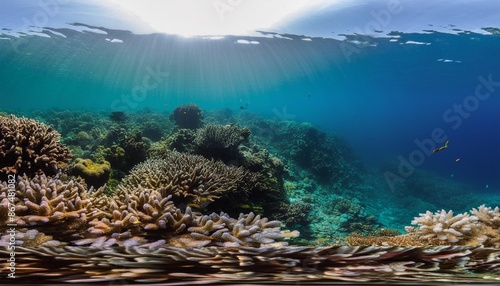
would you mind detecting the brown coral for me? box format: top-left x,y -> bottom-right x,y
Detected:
168,211 -> 284,247
0,115 -> 71,179
194,124 -> 250,162
116,151 -> 263,208
0,174 -> 92,238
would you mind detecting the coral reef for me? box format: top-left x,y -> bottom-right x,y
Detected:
0,174 -> 92,239
0,171 -> 288,248
194,124 -> 250,163
101,127 -> 148,171
70,158 -> 111,188
0,115 -> 71,179
409,209 -> 486,245
250,120 -> 362,185
109,111 -> 127,122
471,205 -> 500,247
164,128 -> 197,154
168,211 -> 284,247
170,103 -> 203,129
408,206 -> 500,246
116,151 -> 263,208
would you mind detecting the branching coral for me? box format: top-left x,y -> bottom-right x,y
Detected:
116,151 -> 263,208
0,174 -> 92,239
0,115 -> 71,179
170,103 -> 203,129
168,211 -> 285,247
410,209 -> 488,245
194,124 -> 250,162
73,189 -> 286,248
471,205 -> 500,247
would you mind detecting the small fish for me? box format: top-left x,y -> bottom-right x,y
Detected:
455,158 -> 461,162
432,140 -> 449,154
486,184 -> 489,189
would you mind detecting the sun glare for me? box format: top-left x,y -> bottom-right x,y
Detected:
109,0 -> 330,37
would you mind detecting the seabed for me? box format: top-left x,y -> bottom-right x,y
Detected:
3,245 -> 499,285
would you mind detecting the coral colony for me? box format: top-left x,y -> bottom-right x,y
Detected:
0,106 -> 499,283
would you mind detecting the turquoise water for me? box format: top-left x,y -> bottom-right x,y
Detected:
2,25 -> 499,190
1,1 -> 500,284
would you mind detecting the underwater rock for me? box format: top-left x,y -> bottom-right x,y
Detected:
0,115 -> 71,180
71,158 -> 111,188
170,103 -> 203,129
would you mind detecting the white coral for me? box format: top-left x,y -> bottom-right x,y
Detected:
471,205 -> 500,227
411,209 -> 479,243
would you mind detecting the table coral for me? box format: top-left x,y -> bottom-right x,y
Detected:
0,115 -> 71,179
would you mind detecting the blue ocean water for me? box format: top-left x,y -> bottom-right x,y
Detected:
2,24 -> 499,192
2,1 -> 500,284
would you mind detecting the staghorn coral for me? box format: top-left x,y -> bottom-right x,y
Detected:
168,211 -> 285,247
70,158 -> 111,188
410,209 -> 487,245
116,151 -> 263,208
194,124 -> 250,162
0,115 -> 71,179
74,189 -> 287,248
0,174 -> 93,239
471,205 -> 500,247
170,103 -> 203,129
72,187 -> 176,247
